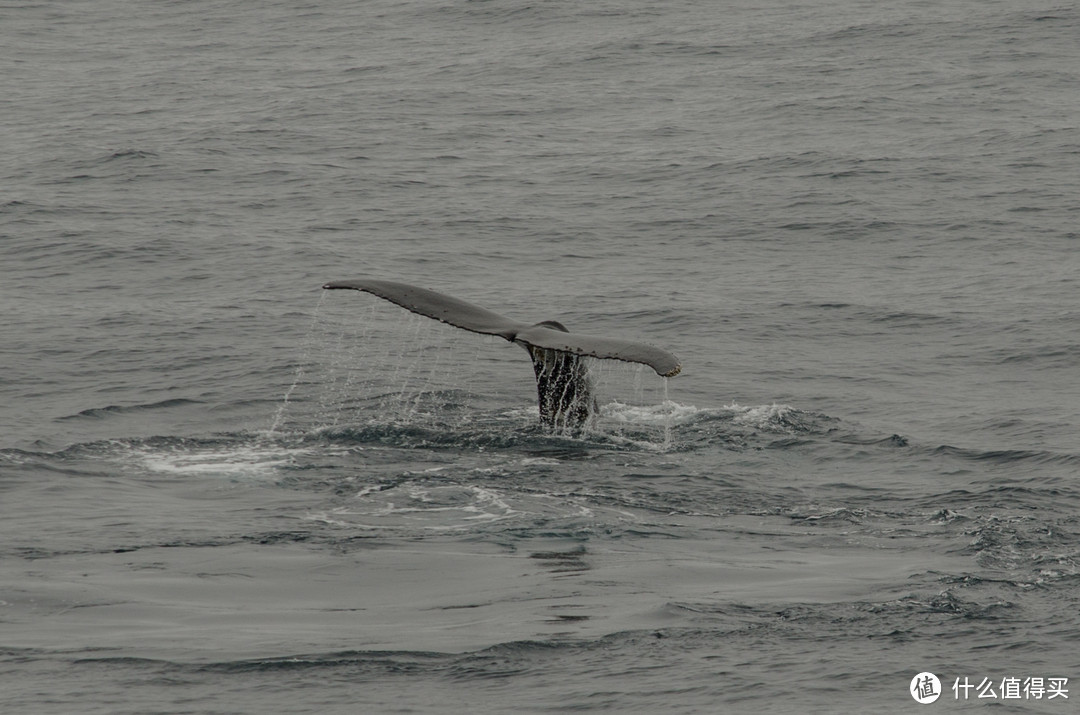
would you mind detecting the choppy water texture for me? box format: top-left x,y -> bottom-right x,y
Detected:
2,0 -> 1079,712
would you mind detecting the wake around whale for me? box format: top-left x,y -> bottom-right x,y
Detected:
322,279 -> 681,431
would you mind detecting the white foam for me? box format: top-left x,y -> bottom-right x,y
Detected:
317,483 -> 522,532
600,399 -> 703,425
725,402 -> 797,429
127,443 -> 311,478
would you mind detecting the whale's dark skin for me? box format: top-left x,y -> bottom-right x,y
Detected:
524,320 -> 596,431
322,279 -> 681,430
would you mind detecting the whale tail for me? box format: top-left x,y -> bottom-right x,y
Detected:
524,320 -> 597,431
322,279 -> 681,430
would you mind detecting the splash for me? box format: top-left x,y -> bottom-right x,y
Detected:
726,402 -> 799,431
601,399 -> 703,426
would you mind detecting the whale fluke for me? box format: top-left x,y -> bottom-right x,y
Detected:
323,279 -> 521,340
322,279 -> 681,429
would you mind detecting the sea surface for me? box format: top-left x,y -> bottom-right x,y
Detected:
2,0 -> 1079,712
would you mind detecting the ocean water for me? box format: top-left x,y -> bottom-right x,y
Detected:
2,0 -> 1079,712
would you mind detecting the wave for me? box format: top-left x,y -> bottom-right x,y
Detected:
928,444 -> 1080,468
31,394 -> 1077,497
958,510 -> 1080,576
56,398 -> 206,421
0,434 -> 318,482
3,400 -> 850,482
19,397 -> 1077,498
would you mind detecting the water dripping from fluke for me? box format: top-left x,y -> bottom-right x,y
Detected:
318,279 -> 682,433
264,290 -> 329,439
258,282 -> 686,452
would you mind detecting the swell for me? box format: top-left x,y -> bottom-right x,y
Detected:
56,398 -> 206,421
927,444 -> 1080,469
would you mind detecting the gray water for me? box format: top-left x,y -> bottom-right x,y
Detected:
2,0 -> 1079,712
